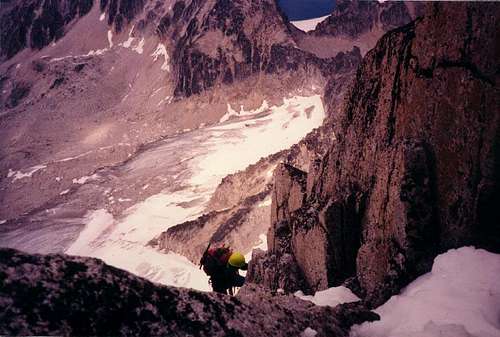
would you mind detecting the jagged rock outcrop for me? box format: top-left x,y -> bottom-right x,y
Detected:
156,187 -> 271,262
293,0 -> 424,58
314,0 -> 418,39
0,248 -> 379,336
250,2 -> 500,307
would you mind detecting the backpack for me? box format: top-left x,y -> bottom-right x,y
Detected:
199,244 -> 232,276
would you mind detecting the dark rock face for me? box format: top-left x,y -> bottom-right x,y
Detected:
0,0 -> 94,61
165,0 -> 361,98
314,0 -> 421,39
100,0 -> 146,33
250,2 -> 500,307
0,248 -> 378,337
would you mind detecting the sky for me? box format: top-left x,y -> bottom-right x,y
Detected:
277,0 -> 335,21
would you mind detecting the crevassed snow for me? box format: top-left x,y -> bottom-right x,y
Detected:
350,247 -> 500,337
72,174 -> 99,184
66,95 -> 324,290
195,95 -> 323,188
291,15 -> 330,32
295,286 -> 360,307
7,165 -> 47,182
151,43 -> 170,71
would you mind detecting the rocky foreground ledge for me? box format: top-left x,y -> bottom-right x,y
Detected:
0,248 -> 377,337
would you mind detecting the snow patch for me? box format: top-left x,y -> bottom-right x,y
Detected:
72,174 -> 99,184
0,220 -> 6,225
258,198 -> 272,207
291,15 -> 330,32
151,87 -> 165,96
133,38 -> 145,54
219,100 -> 269,123
295,286 -> 360,307
99,12 -> 106,21
107,30 -> 113,48
55,177 -> 62,182
151,43 -> 170,71
119,26 -> 135,49
7,165 -> 47,182
59,189 -> 70,195
301,327 -> 318,337
350,247 -> 500,337
86,48 -> 108,56
157,96 -> 173,106
245,233 -> 268,261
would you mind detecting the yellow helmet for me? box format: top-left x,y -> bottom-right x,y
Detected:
228,252 -> 246,268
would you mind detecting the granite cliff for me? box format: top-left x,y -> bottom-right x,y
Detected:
248,2 -> 500,307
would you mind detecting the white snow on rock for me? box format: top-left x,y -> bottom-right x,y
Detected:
107,30 -> 113,48
59,189 -> 70,195
301,327 -> 318,337
0,220 -> 6,225
291,15 -> 330,32
295,286 -> 360,307
86,48 -> 107,56
350,247 -> 500,337
245,233 -> 268,262
99,12 -> 106,21
258,198 -> 272,207
72,174 -> 99,184
219,100 -> 269,123
151,43 -> 170,71
7,165 -> 47,182
133,38 -> 145,54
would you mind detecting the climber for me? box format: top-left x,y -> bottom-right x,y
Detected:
199,244 -> 248,295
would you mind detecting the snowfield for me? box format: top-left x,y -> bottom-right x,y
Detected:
295,286 -> 360,308
350,247 -> 500,337
65,95 -> 324,290
291,15 -> 330,32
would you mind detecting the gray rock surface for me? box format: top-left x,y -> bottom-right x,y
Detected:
0,248 -> 378,337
